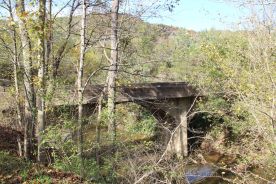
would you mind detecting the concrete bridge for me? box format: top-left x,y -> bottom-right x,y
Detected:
57,82 -> 200,157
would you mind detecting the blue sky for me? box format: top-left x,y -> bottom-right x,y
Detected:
147,0 -> 247,31
0,0 -> 248,31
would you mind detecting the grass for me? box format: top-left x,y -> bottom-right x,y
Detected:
0,151 -> 30,175
0,151 -> 30,183
0,151 -> 83,183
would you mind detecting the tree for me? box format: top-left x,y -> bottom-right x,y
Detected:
182,1 -> 276,178
107,0 -> 119,145
0,0 -> 23,156
77,0 -> 87,176
36,0 -> 46,163
16,0 -> 36,160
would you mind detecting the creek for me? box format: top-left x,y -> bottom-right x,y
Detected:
184,152 -> 233,184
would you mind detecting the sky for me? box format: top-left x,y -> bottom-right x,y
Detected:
147,0 -> 248,31
48,0 -> 248,31
0,0 -> 250,31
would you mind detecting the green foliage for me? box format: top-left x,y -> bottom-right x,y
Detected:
29,175 -> 52,184
126,111 -> 156,136
43,120 -> 100,180
115,104 -> 156,136
187,29 -> 276,170
0,151 -> 44,183
54,155 -> 99,179
0,151 -> 30,175
100,156 -> 118,183
42,119 -> 77,154
0,62 -> 12,79
19,169 -> 29,182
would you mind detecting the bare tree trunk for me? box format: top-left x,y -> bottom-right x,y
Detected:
46,0 -> 54,99
13,48 -> 23,157
16,0 -> 36,160
95,79 -> 108,164
37,0 -> 46,163
95,93 -> 103,179
96,109 -> 102,142
77,0 -> 87,176
7,0 -> 23,157
107,0 -> 119,145
46,0 -> 52,75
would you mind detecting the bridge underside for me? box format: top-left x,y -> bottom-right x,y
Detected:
137,97 -> 195,157
62,97 -> 195,157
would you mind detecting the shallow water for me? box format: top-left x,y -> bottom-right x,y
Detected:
185,164 -> 217,183
184,152 -> 233,184
185,164 -> 232,184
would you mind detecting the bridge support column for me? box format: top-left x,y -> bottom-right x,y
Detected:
166,98 -> 193,157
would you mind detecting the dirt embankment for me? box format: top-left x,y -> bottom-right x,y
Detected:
0,125 -> 22,155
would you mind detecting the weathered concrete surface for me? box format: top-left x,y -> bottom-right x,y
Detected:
0,79 -> 11,87
0,79 -> 11,92
53,82 -> 199,105
139,98 -> 195,157
165,98 -> 194,157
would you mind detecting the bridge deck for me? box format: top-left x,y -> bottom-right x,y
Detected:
53,82 -> 199,105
